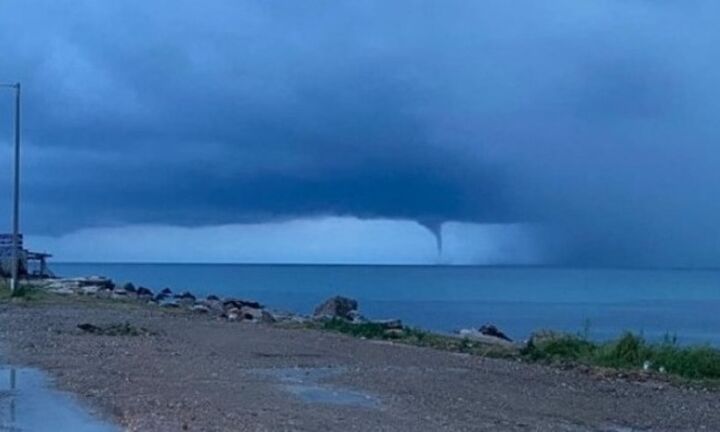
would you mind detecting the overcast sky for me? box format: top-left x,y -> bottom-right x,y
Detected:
1,1 -> 720,266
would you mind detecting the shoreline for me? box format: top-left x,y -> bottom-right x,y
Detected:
1,277 -> 720,430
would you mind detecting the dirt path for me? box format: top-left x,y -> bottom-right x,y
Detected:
0,300 -> 718,431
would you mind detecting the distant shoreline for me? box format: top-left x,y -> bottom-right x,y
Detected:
52,261 -> 720,271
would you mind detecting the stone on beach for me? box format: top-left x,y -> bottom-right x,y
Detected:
79,285 -> 103,296
136,287 -> 154,301
458,327 -> 516,347
45,276 -> 114,295
160,299 -> 180,308
313,296 -> 359,320
223,299 -> 262,310
478,324 -> 513,342
191,304 -> 210,314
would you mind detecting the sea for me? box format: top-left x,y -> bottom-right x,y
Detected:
52,263 -> 720,345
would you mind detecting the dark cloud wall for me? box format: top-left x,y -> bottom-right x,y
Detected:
1,1 -> 720,266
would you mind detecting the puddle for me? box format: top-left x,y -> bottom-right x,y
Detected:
252,367 -> 379,408
0,366 -> 119,432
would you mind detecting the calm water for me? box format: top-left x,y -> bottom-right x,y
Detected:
0,366 -> 118,432
53,263 -> 720,345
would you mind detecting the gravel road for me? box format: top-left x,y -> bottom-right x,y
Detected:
0,300 -> 718,431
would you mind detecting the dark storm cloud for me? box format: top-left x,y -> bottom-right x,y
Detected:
1,0 -> 720,266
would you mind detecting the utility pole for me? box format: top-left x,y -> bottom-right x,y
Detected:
1,83 -> 20,292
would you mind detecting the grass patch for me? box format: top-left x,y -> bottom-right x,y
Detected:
523,331 -> 720,380
319,318 -> 519,358
321,319 -> 720,381
0,280 -> 46,301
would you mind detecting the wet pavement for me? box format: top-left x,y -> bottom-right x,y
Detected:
0,366 -> 117,432
251,367 -> 379,408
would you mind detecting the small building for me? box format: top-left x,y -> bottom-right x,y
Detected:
0,233 -> 53,278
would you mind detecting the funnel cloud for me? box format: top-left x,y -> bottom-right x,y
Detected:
1,1 -> 720,266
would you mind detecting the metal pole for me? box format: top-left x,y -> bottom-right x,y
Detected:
10,83 -> 20,292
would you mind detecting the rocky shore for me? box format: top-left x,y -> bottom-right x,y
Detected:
1,276 -> 719,431
40,276 -> 517,344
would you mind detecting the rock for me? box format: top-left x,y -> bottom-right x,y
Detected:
259,310 -> 276,324
347,310 -> 368,323
458,329 -> 515,347
50,286 -> 76,295
175,291 -> 196,300
223,299 -> 262,310
372,319 -> 403,330
191,304 -> 210,314
74,276 -> 114,290
95,288 -> 113,299
225,307 -> 241,321
478,324 -> 512,342
240,306 -> 263,321
206,294 -> 220,301
159,299 -> 179,308
236,306 -> 275,323
80,285 -> 102,295
122,282 -> 136,293
160,288 -> 173,296
111,288 -> 137,300
136,287 -> 154,302
312,296 -> 358,320
265,310 -> 309,324
175,292 -> 196,307
137,286 -> 153,296
200,299 -> 225,314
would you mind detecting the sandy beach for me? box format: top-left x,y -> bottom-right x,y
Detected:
0,296 -> 718,432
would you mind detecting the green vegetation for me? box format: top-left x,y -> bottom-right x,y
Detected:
319,318 -> 518,358
0,279 -> 46,301
321,318 -> 720,381
523,331 -> 720,380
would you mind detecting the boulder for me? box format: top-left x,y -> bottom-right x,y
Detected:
160,288 -> 173,296
112,289 -> 137,300
201,298 -> 225,314
122,282 -> 136,293
223,299 -> 262,310
137,286 -> 153,296
80,285 -> 102,296
175,292 -> 196,307
240,306 -> 263,321
478,324 -> 512,342
312,296 -> 358,320
95,288 -> 113,299
207,294 -> 220,301
78,276 -> 114,289
458,329 -> 515,347
225,307 -> 241,321
50,285 -> 76,296
259,310 -> 276,324
159,299 -> 179,308
191,304 -> 210,314
265,310 -> 309,324
136,287 -> 154,302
